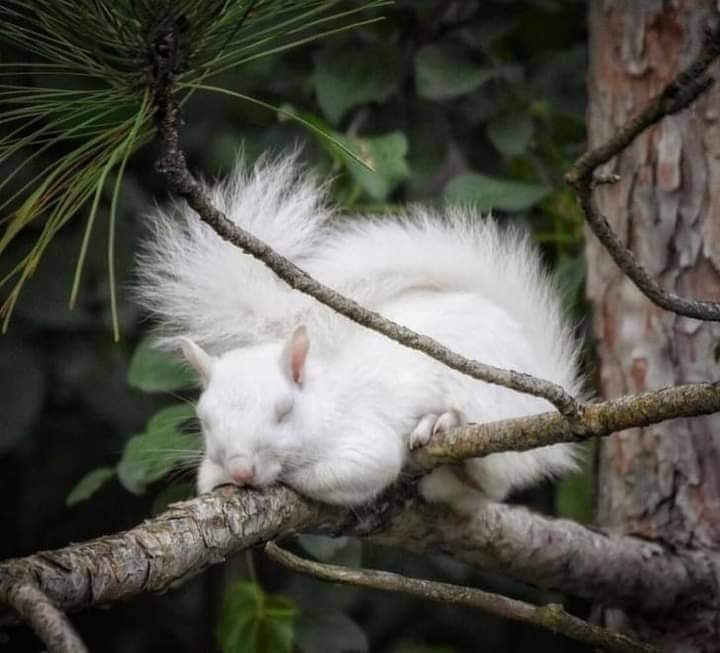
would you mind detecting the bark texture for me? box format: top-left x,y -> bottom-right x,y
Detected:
4,478 -> 717,640
587,1 -> 720,648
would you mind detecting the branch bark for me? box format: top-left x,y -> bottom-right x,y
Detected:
565,20 -> 720,321
2,480 -> 716,628
375,498 -> 718,615
265,542 -> 660,653
3,363 -> 718,635
412,382 -> 720,466
0,583 -> 88,653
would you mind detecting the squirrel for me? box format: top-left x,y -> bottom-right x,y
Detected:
135,154 -> 583,508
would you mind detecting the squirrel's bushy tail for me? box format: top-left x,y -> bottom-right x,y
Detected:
134,154 -> 331,353
136,154 -> 580,396
309,208 -> 582,394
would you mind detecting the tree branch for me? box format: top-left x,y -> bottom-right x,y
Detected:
375,498 -> 718,615
0,485 -> 338,627
149,24 -> 580,419
2,478 -> 716,628
265,542 -> 660,653
4,378 -> 718,630
412,382 -> 720,466
0,583 -> 88,653
565,22 -> 720,321
6,10 -> 720,649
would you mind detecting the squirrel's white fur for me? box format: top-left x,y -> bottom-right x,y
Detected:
136,155 -> 582,507
135,153 -> 330,353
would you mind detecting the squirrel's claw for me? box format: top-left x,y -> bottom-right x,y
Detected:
409,409 -> 466,451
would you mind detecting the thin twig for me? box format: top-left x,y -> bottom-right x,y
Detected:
265,542 -> 659,653
565,22 -> 720,321
0,583 -> 88,653
149,25 -> 581,418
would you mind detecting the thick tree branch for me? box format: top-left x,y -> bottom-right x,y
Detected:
265,542 -> 659,653
375,498 -> 719,615
4,379 -> 718,630
565,22 -> 720,321
2,479 -> 716,628
0,583 -> 88,653
150,26 -> 580,418
0,485 -> 338,627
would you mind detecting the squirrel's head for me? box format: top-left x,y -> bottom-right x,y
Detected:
180,325 -> 312,494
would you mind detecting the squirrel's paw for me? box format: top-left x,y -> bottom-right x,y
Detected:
409,413 -> 438,450
409,409 -> 466,451
433,409 -> 466,435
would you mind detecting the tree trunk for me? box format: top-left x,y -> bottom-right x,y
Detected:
586,1 -> 720,649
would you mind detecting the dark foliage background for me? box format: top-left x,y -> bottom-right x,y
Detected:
0,1 -> 591,651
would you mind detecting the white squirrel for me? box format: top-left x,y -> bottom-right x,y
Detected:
136,154 -> 582,508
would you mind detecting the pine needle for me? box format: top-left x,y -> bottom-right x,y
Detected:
0,0 -> 389,333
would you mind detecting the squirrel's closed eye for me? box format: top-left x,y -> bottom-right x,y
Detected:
275,398 -> 294,423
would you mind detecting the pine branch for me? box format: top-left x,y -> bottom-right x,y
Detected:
0,0 -> 388,332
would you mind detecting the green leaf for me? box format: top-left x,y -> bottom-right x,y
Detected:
127,336 -> 198,393
334,131 -> 410,200
116,403 -> 200,495
66,467 -> 115,507
487,111 -> 534,157
219,581 -> 296,653
415,45 -> 494,100
444,174 -> 550,212
312,43 -> 401,124
296,610 -> 368,653
147,404 -> 197,432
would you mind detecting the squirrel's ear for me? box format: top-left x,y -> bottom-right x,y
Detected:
281,325 -> 310,385
178,337 -> 215,385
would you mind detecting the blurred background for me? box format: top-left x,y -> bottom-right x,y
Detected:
0,1 -> 593,651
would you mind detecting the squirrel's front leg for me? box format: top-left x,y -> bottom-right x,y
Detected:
284,436 -> 405,507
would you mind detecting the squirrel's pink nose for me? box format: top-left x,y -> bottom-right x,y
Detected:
227,456 -> 255,484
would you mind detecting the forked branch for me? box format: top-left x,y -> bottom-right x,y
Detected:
566,22 -> 720,321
